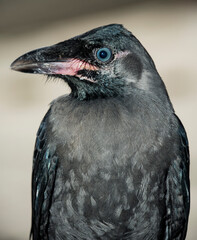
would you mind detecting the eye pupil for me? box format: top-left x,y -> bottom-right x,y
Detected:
99,50 -> 107,59
96,48 -> 112,62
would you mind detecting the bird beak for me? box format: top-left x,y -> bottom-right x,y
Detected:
11,41 -> 98,76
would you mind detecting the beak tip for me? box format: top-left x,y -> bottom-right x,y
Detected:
10,56 -> 24,71
10,56 -> 36,73
10,61 -> 16,71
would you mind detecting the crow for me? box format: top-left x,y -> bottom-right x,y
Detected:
11,24 -> 190,240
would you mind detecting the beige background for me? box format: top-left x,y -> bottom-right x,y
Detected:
1,1 -> 197,239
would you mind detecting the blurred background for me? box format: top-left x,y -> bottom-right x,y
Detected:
1,0 -> 197,239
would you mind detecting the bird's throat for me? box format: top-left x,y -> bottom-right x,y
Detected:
65,77 -> 126,101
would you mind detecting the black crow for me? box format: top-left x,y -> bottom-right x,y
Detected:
11,24 -> 190,240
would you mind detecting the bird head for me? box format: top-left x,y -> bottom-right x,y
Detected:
11,24 -> 166,100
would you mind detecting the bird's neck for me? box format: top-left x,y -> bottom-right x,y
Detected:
66,78 -> 127,101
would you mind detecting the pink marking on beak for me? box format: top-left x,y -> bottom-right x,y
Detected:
53,58 -> 99,76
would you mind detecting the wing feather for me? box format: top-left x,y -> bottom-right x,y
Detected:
165,116 -> 190,240
31,109 -> 58,240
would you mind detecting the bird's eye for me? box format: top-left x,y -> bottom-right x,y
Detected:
96,48 -> 112,62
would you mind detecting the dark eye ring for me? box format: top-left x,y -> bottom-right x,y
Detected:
96,48 -> 112,62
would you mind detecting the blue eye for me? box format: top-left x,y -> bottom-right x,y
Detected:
96,48 -> 112,62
